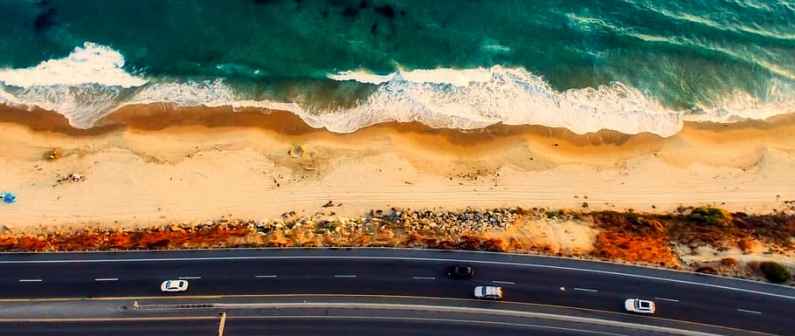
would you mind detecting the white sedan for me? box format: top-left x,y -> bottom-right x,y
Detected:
624,298 -> 656,314
160,280 -> 189,293
474,286 -> 504,300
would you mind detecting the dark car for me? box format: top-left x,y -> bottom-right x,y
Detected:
448,265 -> 475,279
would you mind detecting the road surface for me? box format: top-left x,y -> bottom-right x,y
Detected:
0,248 -> 792,335
0,316 -> 654,336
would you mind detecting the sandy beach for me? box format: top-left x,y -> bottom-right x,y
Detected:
0,103 -> 793,231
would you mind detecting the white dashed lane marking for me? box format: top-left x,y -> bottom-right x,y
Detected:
737,308 -> 762,315
333,275 -> 357,278
18,279 -> 43,283
94,278 -> 118,282
412,276 -> 436,280
573,287 -> 599,293
255,275 -> 278,278
654,297 -> 679,303
491,281 -> 516,285
178,276 -> 201,280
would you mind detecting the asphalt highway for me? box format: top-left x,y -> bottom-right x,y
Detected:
0,248 -> 792,335
0,317 -> 632,336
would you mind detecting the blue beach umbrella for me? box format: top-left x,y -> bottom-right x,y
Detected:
1,192 -> 16,204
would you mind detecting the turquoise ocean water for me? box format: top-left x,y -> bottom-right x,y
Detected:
0,0 -> 794,135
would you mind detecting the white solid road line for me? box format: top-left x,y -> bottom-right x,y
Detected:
94,278 -> 118,282
333,275 -> 357,278
492,281 -> 516,285
2,255 -> 793,300
654,297 -> 680,303
412,276 -> 436,280
18,279 -> 43,283
573,288 -> 599,293
178,276 -> 202,280
254,275 -> 278,278
736,308 -> 763,315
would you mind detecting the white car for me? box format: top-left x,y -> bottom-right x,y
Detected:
160,280 -> 189,293
624,298 -> 656,314
474,286 -> 503,300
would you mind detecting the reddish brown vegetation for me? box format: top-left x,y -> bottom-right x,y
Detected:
589,208 -> 795,268
0,224 -> 250,251
590,211 -> 676,267
593,232 -> 677,267
0,222 -> 509,253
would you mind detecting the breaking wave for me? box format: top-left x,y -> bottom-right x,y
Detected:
0,42 -> 793,136
0,42 -> 146,88
322,67 -> 682,136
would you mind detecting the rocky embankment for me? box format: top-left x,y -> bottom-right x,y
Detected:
0,206 -> 792,284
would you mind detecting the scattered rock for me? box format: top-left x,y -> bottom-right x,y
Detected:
44,148 -> 61,161
55,173 -> 86,185
695,266 -> 718,275
720,258 -> 738,267
288,144 -> 304,159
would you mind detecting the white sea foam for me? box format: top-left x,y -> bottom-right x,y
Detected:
0,43 -> 791,136
0,84 -> 128,127
328,67 -> 495,87
0,42 -> 147,88
327,70 -> 394,85
0,42 -> 147,127
685,80 -> 795,122
124,80 -> 302,114
322,66 -> 683,136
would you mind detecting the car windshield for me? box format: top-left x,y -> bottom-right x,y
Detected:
639,301 -> 650,309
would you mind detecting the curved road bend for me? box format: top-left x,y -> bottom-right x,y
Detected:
0,248 -> 792,335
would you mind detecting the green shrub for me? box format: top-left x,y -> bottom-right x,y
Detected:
759,261 -> 792,283
687,207 -> 731,226
545,209 -> 563,218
